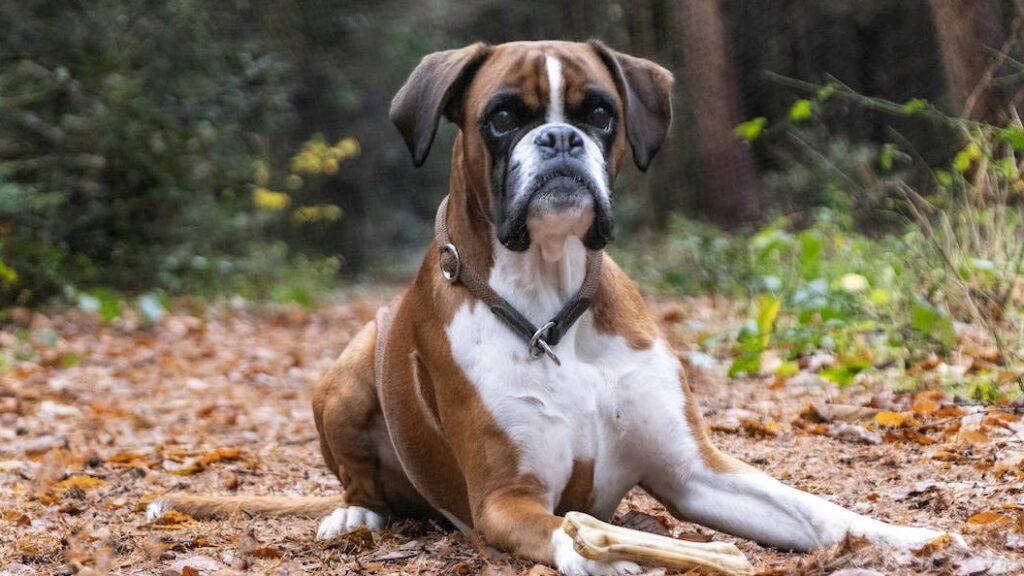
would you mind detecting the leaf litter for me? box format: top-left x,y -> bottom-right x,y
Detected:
0,294 -> 1020,574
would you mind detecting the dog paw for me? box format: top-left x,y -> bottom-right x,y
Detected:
316,506 -> 385,540
145,499 -> 169,522
551,527 -> 641,576
857,522 -> 967,551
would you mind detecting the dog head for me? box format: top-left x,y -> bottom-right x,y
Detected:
391,41 -> 673,258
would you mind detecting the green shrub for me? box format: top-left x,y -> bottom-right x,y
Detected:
0,1 -> 298,305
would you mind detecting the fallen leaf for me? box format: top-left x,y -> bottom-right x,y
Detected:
874,411 -> 909,427
930,449 -> 966,462
905,429 -> 938,445
53,475 -> 105,491
617,509 -> 673,537
966,511 -> 1012,528
152,509 -> 196,527
250,545 -> 283,559
959,429 -> 988,444
741,418 -> 780,437
910,390 -> 944,415
827,422 -> 882,445
198,447 -> 244,466
913,533 -> 952,556
801,402 -> 878,423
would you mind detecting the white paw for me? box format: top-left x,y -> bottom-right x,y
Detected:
551,527 -> 642,576
856,521 -> 967,550
145,499 -> 169,522
316,506 -> 385,540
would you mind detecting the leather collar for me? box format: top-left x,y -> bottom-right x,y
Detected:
434,195 -> 603,365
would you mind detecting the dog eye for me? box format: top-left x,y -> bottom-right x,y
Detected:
587,105 -> 612,130
489,109 -> 519,135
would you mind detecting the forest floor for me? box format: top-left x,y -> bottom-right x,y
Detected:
1,291 -> 1023,576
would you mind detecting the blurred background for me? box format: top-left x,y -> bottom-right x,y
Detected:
0,1 -> 1022,317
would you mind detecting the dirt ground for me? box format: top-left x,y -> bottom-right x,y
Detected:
1,292 -> 1022,575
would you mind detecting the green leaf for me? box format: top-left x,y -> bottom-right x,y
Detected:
734,117 -> 767,141
998,126 -> 1024,152
78,289 -> 123,322
952,142 -> 981,173
902,98 -> 929,114
797,230 -> 823,279
774,361 -> 799,377
910,298 -> 955,349
728,350 -> 762,378
788,99 -> 813,122
934,169 -> 953,187
756,293 -> 781,337
995,157 -> 1018,180
820,358 -> 871,387
879,143 -> 896,171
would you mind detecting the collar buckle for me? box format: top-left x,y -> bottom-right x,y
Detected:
439,243 -> 460,283
529,321 -> 561,366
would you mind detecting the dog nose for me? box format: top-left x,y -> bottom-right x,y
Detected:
534,125 -> 584,157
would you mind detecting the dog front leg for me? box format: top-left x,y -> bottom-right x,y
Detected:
475,486 -> 641,576
647,463 -> 956,552
639,373 -> 963,552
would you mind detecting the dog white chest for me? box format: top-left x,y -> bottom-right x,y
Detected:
445,239 -> 682,518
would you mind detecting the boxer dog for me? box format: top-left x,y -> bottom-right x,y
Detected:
149,41 -> 961,574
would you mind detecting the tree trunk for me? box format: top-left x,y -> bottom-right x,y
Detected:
673,0 -> 762,227
928,0 -> 1009,122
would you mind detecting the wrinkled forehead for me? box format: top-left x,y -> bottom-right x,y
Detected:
465,41 -> 619,119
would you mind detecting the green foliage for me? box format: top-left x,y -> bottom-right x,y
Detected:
0,2 -> 350,308
788,99 -> 814,123
734,117 -> 767,141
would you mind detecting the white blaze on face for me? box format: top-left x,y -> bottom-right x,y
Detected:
545,55 -> 565,122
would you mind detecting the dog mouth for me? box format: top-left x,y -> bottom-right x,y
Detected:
527,169 -> 599,208
497,165 -> 614,253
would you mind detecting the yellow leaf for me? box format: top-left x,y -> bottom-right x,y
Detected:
251,187 -> 290,211
198,447 -> 244,465
966,511 -> 1011,527
874,411 -> 908,427
151,509 -> 195,527
53,475 -> 106,491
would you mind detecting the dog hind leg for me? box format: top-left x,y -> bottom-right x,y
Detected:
313,318 -> 432,539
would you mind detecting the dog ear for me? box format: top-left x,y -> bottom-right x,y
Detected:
390,43 -> 490,167
588,40 -> 673,171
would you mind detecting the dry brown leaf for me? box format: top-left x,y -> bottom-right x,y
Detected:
959,429 -> 988,444
966,512 -> 1012,528
801,402 -> 877,423
910,390 -> 945,415
198,447 -> 244,465
930,449 -> 966,462
250,545 -> 283,559
181,567 -> 199,576
874,411 -> 909,427
741,418 -> 780,437
106,451 -> 149,466
935,405 -> 966,418
53,475 -> 105,491
152,509 -> 195,527
905,429 -> 938,445
913,533 -> 953,556
617,509 -> 673,537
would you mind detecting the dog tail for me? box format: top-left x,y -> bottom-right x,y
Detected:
145,493 -> 346,521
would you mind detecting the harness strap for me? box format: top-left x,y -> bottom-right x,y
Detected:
434,195 -> 603,365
